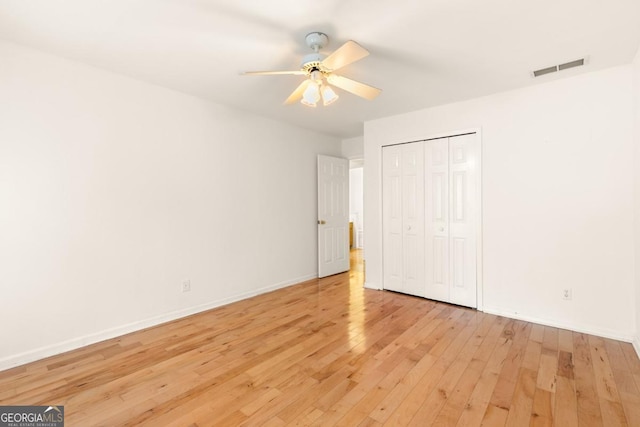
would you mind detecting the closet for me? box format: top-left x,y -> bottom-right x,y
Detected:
382,133 -> 479,308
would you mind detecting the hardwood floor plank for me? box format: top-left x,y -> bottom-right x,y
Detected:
335,383 -> 390,426
599,398 -> 628,427
1,250 -> 638,426
471,316 -> 509,364
558,329 -> 574,353
535,352 -> 557,393
529,324 -> 545,344
557,350 -> 574,380
554,375 -> 578,427
620,343 -> 640,374
619,392 -> 640,427
488,321 -> 532,411
504,368 -> 537,426
589,335 -> 622,403
406,316 -> 495,426
480,404 -> 509,426
286,407 -> 324,426
541,326 -> 559,353
455,333 -> 512,426
573,332 -> 604,425
530,388 -> 554,427
521,340 -> 542,372
380,308 -> 480,426
430,358 -> 486,426
311,366 -> 390,426
240,376 -> 318,426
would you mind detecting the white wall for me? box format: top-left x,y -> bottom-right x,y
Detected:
342,136 -> 364,160
0,40 -> 341,369
365,65 -> 635,341
634,49 -> 640,355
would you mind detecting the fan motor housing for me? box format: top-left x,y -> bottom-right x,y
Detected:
301,53 -> 328,74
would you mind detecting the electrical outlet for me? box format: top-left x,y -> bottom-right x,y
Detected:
181,279 -> 191,293
562,288 -> 572,300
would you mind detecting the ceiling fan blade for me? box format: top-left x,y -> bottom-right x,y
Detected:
321,40 -> 370,71
243,70 -> 306,76
284,80 -> 311,105
326,74 -> 381,100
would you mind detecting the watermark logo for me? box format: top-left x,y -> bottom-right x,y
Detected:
0,406 -> 64,427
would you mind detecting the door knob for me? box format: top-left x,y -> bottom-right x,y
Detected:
318,220 -> 326,225
439,226 -> 445,232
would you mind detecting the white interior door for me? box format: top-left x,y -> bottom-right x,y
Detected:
317,155 -> 349,278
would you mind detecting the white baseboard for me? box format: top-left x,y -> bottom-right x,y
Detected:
363,281 -> 382,290
482,307 -> 635,343
0,273 -> 317,372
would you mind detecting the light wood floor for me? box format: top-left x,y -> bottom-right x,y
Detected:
1,250 -> 639,426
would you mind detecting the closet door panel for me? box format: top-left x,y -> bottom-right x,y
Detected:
449,134 -> 477,308
382,145 -> 404,293
402,143 -> 425,297
425,138 -> 450,302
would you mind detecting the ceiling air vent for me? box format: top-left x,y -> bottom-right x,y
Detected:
533,65 -> 558,77
558,58 -> 584,71
533,58 -> 585,78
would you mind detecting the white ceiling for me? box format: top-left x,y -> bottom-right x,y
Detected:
1,0 -> 639,139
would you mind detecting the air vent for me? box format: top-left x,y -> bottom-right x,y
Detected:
533,58 -> 585,77
533,66 -> 558,77
558,58 -> 584,71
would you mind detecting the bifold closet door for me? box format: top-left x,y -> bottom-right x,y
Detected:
424,138 -> 450,303
382,143 -> 425,297
425,134 -> 478,308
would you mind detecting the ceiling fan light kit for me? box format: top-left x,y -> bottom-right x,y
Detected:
243,32 -> 381,107
301,81 -> 321,107
321,84 -> 339,106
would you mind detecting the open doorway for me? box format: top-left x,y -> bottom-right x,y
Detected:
349,159 -> 364,273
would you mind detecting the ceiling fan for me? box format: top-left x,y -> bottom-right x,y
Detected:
243,32 -> 381,107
